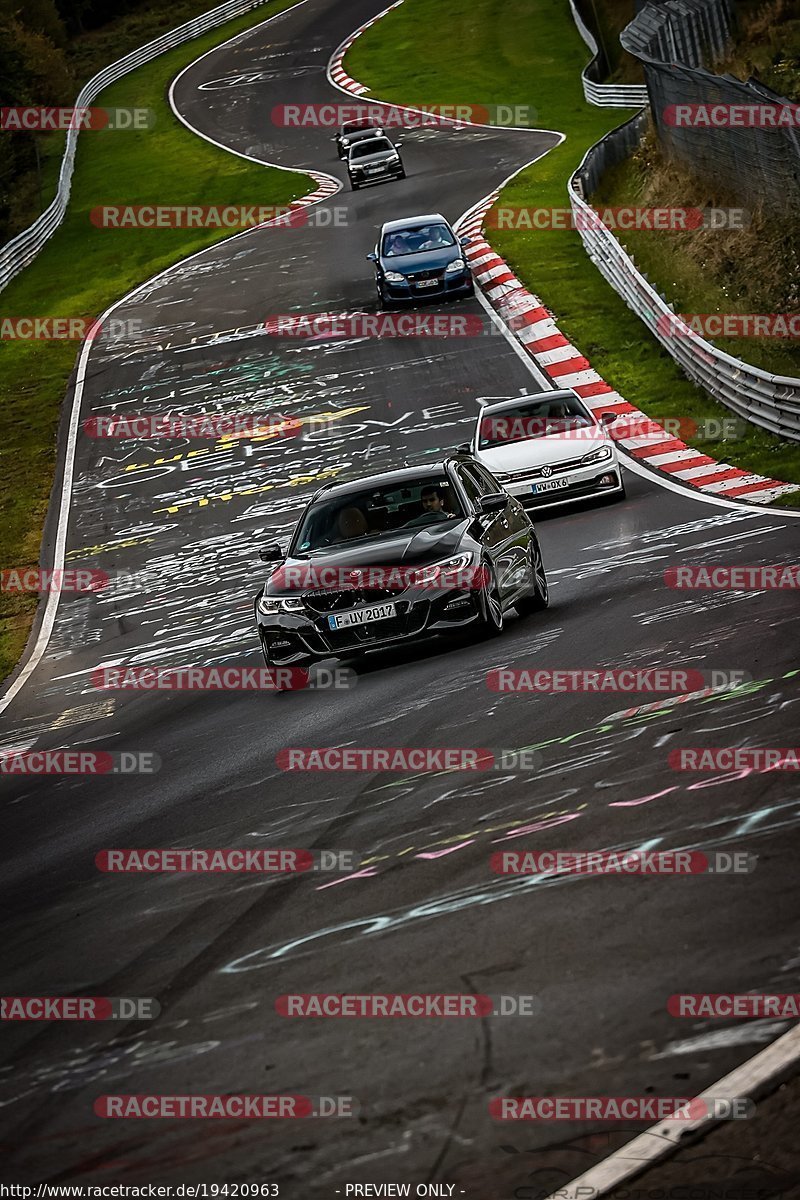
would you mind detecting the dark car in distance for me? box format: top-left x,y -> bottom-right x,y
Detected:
254,458 -> 548,668
334,118 -> 385,158
367,213 -> 474,307
347,136 -> 405,189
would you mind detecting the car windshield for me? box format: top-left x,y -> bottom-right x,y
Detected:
382,223 -> 455,257
350,138 -> 393,158
478,396 -> 595,449
342,121 -> 377,135
292,478 -> 465,554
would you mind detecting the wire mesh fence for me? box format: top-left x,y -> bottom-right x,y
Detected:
621,0 -> 800,212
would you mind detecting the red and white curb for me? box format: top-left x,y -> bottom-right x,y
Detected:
328,0 -> 404,95
329,10 -> 799,507
456,193 -> 799,505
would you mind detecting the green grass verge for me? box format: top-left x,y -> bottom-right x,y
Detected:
345,0 -> 800,505
0,0 -> 311,684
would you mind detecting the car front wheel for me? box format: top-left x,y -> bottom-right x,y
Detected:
477,562 -> 504,636
515,538 -> 549,615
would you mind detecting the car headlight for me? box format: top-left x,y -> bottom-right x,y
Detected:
387,152 -> 399,161
384,271 -> 405,283
407,552 -> 476,588
582,445 -> 613,466
257,594 -> 305,615
341,138 -> 350,147
445,258 -> 466,273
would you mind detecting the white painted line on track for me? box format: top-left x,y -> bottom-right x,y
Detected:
0,0 -> 339,717
545,1023 -> 800,1200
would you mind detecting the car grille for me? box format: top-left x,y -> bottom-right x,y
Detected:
507,455 -> 587,481
405,268 -> 441,282
303,588 -> 403,614
324,616 -> 409,648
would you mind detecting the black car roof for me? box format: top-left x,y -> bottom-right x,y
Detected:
312,459 -> 465,501
342,121 -> 381,133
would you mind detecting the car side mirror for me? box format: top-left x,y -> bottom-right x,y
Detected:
366,251 -> 378,262
600,411 -> 618,425
478,492 -> 508,514
259,543 -> 284,563
456,442 -> 472,454
459,235 -> 472,247
394,141 -> 403,148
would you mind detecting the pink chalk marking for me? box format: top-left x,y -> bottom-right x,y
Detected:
415,840 -> 476,860
609,787 -> 678,808
315,867 -> 379,890
490,814 -> 581,843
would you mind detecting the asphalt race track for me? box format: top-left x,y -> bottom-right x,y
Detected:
1,0 -> 799,1192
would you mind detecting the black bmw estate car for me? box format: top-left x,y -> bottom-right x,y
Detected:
254,457 -> 548,668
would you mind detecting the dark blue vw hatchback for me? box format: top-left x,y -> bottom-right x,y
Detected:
367,213 -> 474,307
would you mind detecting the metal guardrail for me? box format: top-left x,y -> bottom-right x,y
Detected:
0,0 -> 271,294
569,114 -> 800,442
567,0 -> 648,108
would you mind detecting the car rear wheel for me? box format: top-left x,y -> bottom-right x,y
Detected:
477,562 -> 504,636
516,538 -> 549,615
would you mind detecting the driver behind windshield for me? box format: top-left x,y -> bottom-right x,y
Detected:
404,486 -> 455,527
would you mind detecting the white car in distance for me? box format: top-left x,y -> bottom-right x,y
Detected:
462,390 -> 626,510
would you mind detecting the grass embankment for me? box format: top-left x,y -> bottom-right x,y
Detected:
345,0 -> 800,504
594,126 -> 800,378
0,0 -> 310,683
